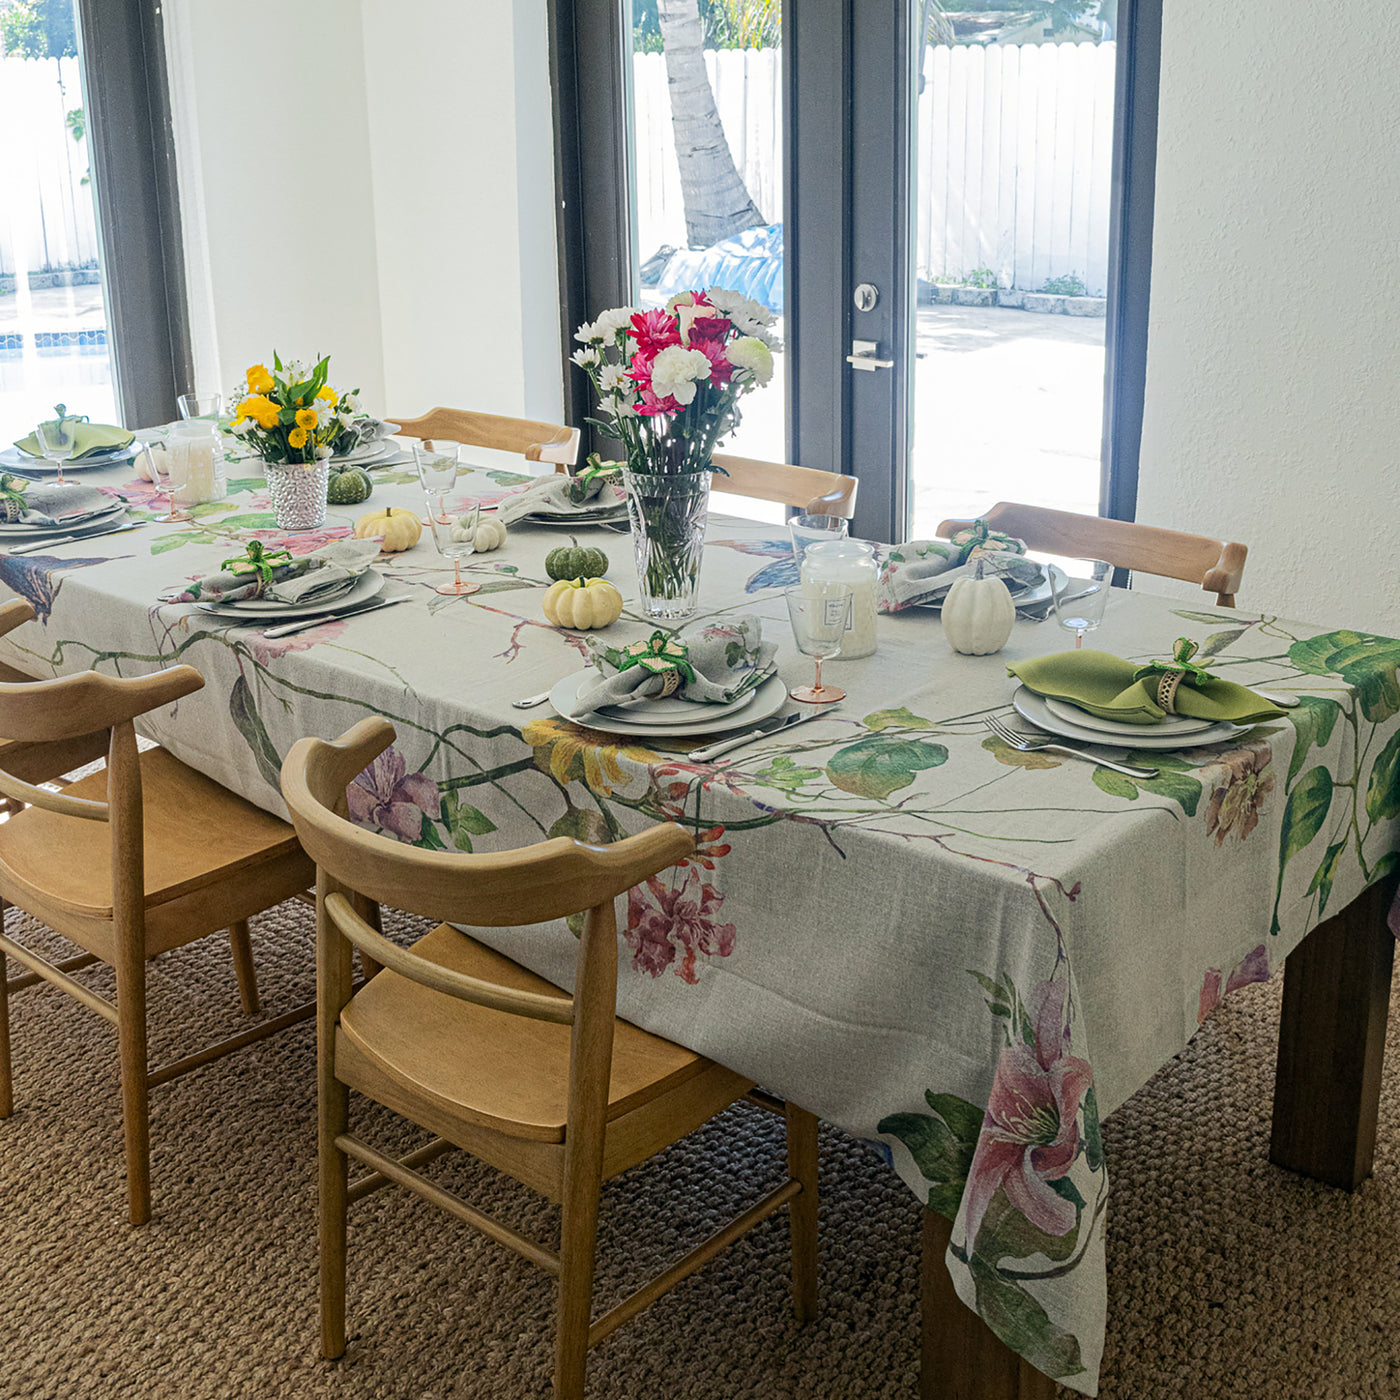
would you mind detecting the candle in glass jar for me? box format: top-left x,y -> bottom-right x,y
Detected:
170,423 -> 225,505
801,539 -> 878,657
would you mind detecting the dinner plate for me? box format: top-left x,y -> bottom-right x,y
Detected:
1013,686 -> 1248,750
527,510 -> 629,527
333,438 -> 398,465
1044,696 -> 1215,737
549,671 -> 787,739
0,501 -> 127,538
918,562 -> 1066,611
598,683 -> 760,727
1,444 -> 139,471
197,569 -> 385,620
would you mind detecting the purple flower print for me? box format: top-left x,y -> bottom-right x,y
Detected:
624,868 -> 737,984
962,977 -> 1094,1250
1202,741 -> 1275,846
1197,944 -> 1270,1023
346,747 -> 440,842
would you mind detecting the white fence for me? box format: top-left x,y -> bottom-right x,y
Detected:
0,54 -> 100,278
633,41 -> 1116,296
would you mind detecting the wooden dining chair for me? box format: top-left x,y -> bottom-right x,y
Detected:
281,717 -> 819,1399
937,501 -> 1249,607
388,406 -> 581,469
0,614 -> 316,1224
710,452 -> 858,519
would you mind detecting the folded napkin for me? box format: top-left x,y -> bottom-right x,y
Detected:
1008,642 -> 1284,726
14,419 -> 135,460
159,538 -> 381,605
878,541 -> 1040,613
498,470 -> 623,525
0,476 -> 114,527
571,617 -> 777,718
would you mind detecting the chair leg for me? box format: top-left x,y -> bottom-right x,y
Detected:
320,1076 -> 351,1360
351,895 -> 384,980
785,1101 -> 820,1324
0,917 -> 11,1119
227,921 -> 261,1017
114,951 -> 151,1225
555,1161 -> 603,1400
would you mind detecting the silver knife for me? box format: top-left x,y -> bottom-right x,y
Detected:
7,521 -> 143,555
688,704 -> 841,763
261,594 -> 409,638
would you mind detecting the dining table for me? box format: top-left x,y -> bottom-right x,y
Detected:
0,441 -> 1396,1399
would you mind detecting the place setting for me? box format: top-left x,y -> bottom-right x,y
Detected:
3,403 -> 141,478
157,538 -> 408,636
495,458 -> 629,528
0,471 -> 136,554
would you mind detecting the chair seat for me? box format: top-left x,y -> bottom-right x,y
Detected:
339,923 -> 716,1144
0,747 -> 304,919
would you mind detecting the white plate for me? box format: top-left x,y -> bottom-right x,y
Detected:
333,438 -> 398,465
598,684 -> 760,727
1,444 -> 138,471
1013,686 -> 1248,750
919,562 -> 1066,611
1044,696 -> 1215,737
549,672 -> 787,739
198,569 -> 385,619
527,511 -> 629,527
0,501 -> 127,538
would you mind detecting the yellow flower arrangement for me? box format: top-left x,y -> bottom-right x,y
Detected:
246,364 -> 274,394
234,394 -> 280,430
287,426 -> 309,450
316,385 -> 338,403
228,352 -> 347,466
294,408 -> 318,431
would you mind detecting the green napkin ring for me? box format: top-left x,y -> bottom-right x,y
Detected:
567,454 -> 623,502
1132,637 -> 1218,714
221,540 -> 292,596
0,473 -> 29,525
615,630 -> 696,697
948,517 -> 1026,565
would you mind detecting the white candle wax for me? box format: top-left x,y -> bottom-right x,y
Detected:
801,540 -> 878,658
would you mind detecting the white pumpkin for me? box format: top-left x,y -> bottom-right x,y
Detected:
134,445 -> 170,483
943,573 -> 1015,655
451,515 -> 507,551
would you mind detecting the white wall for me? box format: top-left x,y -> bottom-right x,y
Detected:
1137,9 -> 1400,632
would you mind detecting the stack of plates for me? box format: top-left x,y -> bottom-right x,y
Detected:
196,570 -> 385,622
0,498 -> 128,543
920,562 -> 1066,612
521,488 -> 628,526
549,671 -> 786,739
332,438 -> 401,467
0,443 -> 140,472
1012,686 -> 1249,749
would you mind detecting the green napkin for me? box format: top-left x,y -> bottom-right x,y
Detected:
1008,649 -> 1284,726
13,420 -> 135,460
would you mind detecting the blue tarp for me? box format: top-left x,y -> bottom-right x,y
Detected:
651,224 -> 785,315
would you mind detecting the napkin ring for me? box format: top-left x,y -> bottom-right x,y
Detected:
0,499 -> 22,525
1156,669 -> 1185,714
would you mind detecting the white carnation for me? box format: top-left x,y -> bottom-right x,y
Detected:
727,336 -> 774,386
649,345 -> 713,405
664,290 -> 699,314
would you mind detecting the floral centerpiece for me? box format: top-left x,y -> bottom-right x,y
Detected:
572,287 -> 776,618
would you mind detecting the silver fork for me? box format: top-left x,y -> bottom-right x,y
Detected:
984,712 -> 1160,780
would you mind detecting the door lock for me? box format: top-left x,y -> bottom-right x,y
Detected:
846,339 -> 895,371
853,282 -> 880,312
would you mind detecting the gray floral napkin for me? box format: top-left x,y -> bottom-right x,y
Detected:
498,471 -> 624,524
160,539 -> 381,605
877,542 -> 1040,613
0,476 -> 114,528
571,616 -> 777,718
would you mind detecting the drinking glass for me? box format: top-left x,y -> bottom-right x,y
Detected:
133,442 -> 190,523
177,393 -> 222,422
1052,558 -> 1112,648
789,513 -> 848,570
34,411 -> 82,487
415,440 -> 480,596
785,580 -> 852,704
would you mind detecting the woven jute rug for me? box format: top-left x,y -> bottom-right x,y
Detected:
1,898 -> 1398,1400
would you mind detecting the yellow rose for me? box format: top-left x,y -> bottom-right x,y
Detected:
246,364 -> 274,394
294,408 -> 318,431
316,385 -> 337,403
235,394 -> 280,430
287,426 -> 309,450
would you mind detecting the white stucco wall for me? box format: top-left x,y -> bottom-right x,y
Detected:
1137,9 -> 1400,632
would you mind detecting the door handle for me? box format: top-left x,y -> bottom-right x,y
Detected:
846,339 -> 895,371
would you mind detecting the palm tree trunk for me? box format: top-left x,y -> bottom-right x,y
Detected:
656,0 -> 765,248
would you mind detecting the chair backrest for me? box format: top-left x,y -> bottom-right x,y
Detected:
936,501 -> 1248,607
389,407 -> 581,468
710,453 -> 858,519
280,717 -> 694,1027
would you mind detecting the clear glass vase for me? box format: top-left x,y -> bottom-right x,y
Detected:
622,468 -> 712,620
264,460 -> 329,531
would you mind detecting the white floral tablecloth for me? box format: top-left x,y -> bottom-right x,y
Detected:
1,450 -> 1397,1393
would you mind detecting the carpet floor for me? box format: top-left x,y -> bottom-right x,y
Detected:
1,897 -> 1398,1400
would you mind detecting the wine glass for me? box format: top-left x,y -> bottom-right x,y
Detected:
133,442 -> 191,524
785,580 -> 852,704
177,392 -> 222,422
34,409 -> 82,487
789,513 -> 849,570
1052,558 -> 1112,648
414,440 -> 480,596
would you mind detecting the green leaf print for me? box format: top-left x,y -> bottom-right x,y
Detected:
878,1090 -> 982,1221
487,470 -> 533,487
826,735 -> 948,799
1369,850 -> 1400,886
1271,766 -> 1334,933
1289,631 -> 1400,722
150,531 -> 204,555
217,512 -> 278,530
1364,726 -> 1400,823
1092,762 -> 1202,816
751,753 -> 824,793
440,791 -> 498,852
229,675 -> 282,789
978,1188 -> 1080,1265
224,477 -> 267,495
1197,627 -> 1246,658
1171,608 -> 1237,626
863,706 -> 934,731
969,1257 -> 1085,1380
1285,695 -> 1342,787
983,735 -> 1061,771
1306,840 -> 1346,917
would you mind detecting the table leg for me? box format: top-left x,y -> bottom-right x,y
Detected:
1270,877 -> 1396,1190
921,1209 -> 1057,1400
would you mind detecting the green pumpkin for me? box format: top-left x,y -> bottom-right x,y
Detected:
326,464 -> 373,505
545,539 -> 609,582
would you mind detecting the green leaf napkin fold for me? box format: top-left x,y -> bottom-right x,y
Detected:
572,615 -> 776,718
159,538 -> 381,605
13,421 -> 135,460
1008,648 -> 1283,726
498,471 -> 623,525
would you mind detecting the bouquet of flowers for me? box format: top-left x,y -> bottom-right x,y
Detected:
571,287 -> 776,475
229,355 -> 363,466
